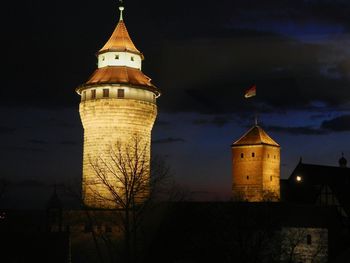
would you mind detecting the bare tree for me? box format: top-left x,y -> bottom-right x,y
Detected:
280,227 -> 328,263
85,134 -> 170,263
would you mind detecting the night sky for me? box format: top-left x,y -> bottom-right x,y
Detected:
1,0 -> 350,205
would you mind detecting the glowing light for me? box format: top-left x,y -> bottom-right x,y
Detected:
296,176 -> 302,182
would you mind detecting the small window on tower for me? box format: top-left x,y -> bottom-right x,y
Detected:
252,152 -> 255,157
267,154 -> 270,158
270,176 -> 272,181
103,89 -> 109,98
115,54 -> 119,59
118,89 -> 125,98
241,153 -> 244,158
91,89 -> 96,99
131,56 -> 134,61
247,176 -> 249,180
274,155 -> 276,159
82,91 -> 86,101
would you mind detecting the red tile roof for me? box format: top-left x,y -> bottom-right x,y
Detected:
99,20 -> 142,57
78,66 -> 159,95
232,125 -> 279,147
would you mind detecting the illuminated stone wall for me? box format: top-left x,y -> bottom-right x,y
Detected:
79,93 -> 157,208
232,144 -> 280,201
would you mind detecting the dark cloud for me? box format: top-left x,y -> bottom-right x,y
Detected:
152,137 -> 186,144
321,114 -> 350,131
3,146 -> 46,153
154,120 -> 171,126
43,117 -> 79,129
28,139 -> 48,145
192,116 -> 231,127
2,0 -> 350,114
0,126 -> 16,134
59,140 -> 78,146
267,114 -> 350,135
267,125 -> 327,135
157,31 -> 350,114
310,114 -> 328,120
14,179 -> 46,188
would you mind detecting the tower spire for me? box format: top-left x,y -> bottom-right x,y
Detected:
119,0 -> 124,21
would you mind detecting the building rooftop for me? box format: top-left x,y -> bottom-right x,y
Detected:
232,125 -> 279,147
285,161 -> 350,217
98,18 -> 142,57
82,66 -> 158,94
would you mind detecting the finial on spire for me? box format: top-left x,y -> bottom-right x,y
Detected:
254,114 -> 258,126
119,0 -> 124,21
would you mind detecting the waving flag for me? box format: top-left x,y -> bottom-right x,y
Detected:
244,84 -> 256,98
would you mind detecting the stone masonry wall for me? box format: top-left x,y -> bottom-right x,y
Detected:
79,98 -> 157,208
232,145 -> 280,201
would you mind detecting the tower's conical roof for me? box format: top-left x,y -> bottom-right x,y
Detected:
99,19 -> 142,57
232,125 -> 279,147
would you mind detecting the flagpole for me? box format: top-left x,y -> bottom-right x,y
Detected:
244,84 -> 257,126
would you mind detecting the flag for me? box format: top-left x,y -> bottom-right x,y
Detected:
244,84 -> 256,98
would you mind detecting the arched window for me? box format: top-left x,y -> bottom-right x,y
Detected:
252,152 -> 255,157
241,153 -> 244,158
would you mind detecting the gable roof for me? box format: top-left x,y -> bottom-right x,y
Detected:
285,161 -> 350,217
232,125 -> 279,147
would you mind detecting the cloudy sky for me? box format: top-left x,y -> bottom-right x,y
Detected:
1,0 -> 350,205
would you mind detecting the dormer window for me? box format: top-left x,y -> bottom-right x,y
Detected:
131,56 -> 134,61
102,56 -> 105,61
115,54 -> 119,59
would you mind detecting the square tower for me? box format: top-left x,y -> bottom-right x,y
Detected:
231,125 -> 280,201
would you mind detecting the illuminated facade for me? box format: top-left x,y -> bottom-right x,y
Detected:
231,125 -> 280,201
76,5 -> 160,208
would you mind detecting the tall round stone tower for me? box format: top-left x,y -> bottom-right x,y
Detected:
76,5 -> 160,208
231,124 -> 280,201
